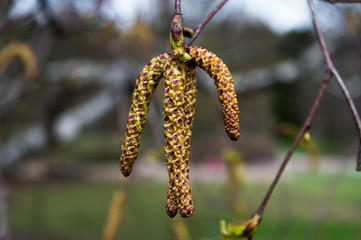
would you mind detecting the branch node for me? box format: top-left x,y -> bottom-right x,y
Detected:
186,0 -> 228,46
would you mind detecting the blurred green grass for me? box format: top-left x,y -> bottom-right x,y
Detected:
8,172 -> 361,240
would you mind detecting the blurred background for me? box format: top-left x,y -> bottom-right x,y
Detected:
0,0 -> 361,239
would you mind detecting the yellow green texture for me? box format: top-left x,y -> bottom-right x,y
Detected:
120,53 -> 170,177
188,46 -> 240,141
163,58 -> 195,218
120,43 -> 239,218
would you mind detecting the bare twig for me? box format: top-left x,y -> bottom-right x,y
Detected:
186,0 -> 228,46
254,0 -> 361,224
37,0 -> 64,36
255,70 -> 332,216
308,0 -> 361,170
174,0 -> 181,14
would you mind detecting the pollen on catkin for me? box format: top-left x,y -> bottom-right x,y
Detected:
120,53 -> 170,177
165,61 -> 196,218
188,46 -> 240,141
166,181 -> 178,218
181,62 -> 196,215
163,58 -> 194,218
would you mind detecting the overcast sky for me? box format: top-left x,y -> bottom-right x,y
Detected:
9,0 -> 351,34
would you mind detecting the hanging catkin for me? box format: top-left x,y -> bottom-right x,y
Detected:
163,58 -> 194,218
120,53 -> 170,176
188,46 -> 240,141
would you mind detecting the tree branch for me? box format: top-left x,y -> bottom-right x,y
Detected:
174,0 -> 181,14
182,0 -> 361,237
253,0 -> 361,221
308,0 -> 361,170
255,69 -> 333,216
37,0 -> 64,37
186,0 -> 228,46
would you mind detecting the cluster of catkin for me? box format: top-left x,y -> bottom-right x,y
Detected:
120,45 -> 240,218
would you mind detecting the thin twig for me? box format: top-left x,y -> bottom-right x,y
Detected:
186,0 -> 228,46
254,0 -> 361,221
174,0 -> 181,14
308,0 -> 361,170
37,0 -> 64,36
255,70 -> 333,216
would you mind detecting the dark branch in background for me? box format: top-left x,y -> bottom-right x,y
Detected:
37,0 -> 64,37
308,0 -> 361,170
254,0 -> 361,223
186,0 -> 228,46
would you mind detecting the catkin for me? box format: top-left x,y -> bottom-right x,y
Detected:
180,62 -> 196,217
188,46 -> 240,141
165,61 -> 197,218
163,58 -> 194,218
165,181 -> 178,217
120,53 -> 170,177
183,62 -> 197,165
0,42 -> 38,82
120,45 -> 240,218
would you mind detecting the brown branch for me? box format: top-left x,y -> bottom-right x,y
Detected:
174,0 -> 181,14
255,70 -> 333,216
186,0 -> 228,46
308,0 -> 361,171
37,0 -> 64,37
254,0 -> 361,221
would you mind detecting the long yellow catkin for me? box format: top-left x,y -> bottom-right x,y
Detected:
188,46 -> 240,141
163,58 -> 194,218
165,61 -> 197,217
0,42 -> 38,82
120,53 -> 170,177
179,62 -> 196,217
